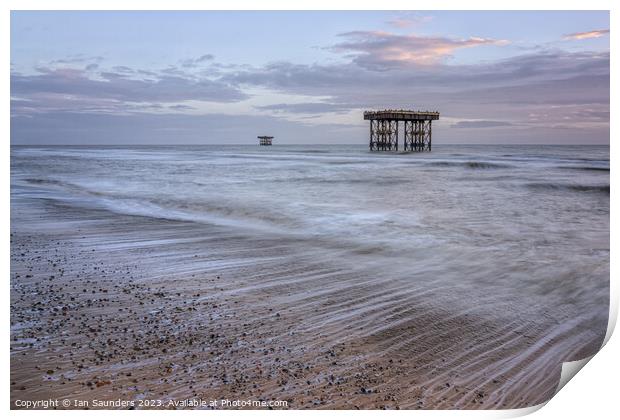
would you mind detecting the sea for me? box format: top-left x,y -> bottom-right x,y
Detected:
11,143 -> 609,298
11,144 -> 609,255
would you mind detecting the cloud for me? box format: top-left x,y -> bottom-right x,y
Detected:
180,54 -> 215,68
15,48 -> 606,124
112,65 -> 134,74
451,120 -> 513,128
11,65 -> 248,116
449,74 -> 609,106
331,31 -> 509,69
168,104 -> 196,111
255,102 -> 354,114
225,50 -> 608,108
563,29 -> 609,40
49,54 -> 104,65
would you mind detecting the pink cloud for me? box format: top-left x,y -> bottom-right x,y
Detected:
563,29 -> 609,40
333,31 -> 509,68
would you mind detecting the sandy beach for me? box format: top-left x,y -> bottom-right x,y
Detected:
10,189 -> 608,409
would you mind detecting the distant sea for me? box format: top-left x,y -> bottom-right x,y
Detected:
11,144 -> 609,254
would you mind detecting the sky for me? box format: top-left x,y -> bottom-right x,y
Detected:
10,11 -> 610,145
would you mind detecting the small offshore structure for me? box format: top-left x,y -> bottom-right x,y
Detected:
258,136 -> 274,146
364,109 -> 439,152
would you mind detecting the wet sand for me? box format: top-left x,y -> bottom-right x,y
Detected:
10,198 -> 608,409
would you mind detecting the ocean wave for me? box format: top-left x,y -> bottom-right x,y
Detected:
267,176 -> 409,186
426,161 -> 512,169
24,178 -> 64,186
324,160 -> 374,165
23,178 -> 109,197
296,149 -> 331,154
526,182 -> 610,194
557,166 -> 610,172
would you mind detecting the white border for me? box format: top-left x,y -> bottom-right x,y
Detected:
4,1 -> 616,419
